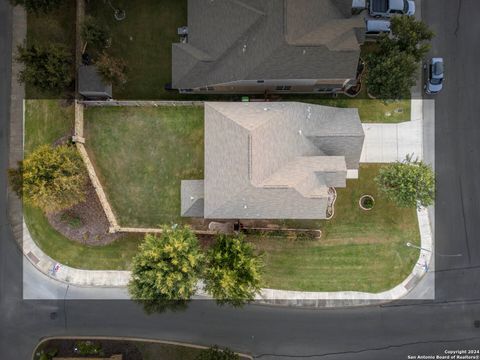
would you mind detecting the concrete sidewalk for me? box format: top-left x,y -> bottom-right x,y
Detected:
20,205 -> 433,305
360,100 -> 424,163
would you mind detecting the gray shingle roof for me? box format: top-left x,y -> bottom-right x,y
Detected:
181,102 -> 364,220
172,0 -> 365,89
78,65 -> 112,98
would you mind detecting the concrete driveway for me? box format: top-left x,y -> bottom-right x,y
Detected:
360,100 -> 424,163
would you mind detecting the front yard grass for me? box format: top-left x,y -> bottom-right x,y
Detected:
84,106 -> 204,227
24,100 -> 143,270
24,205 -> 142,270
256,164 -> 420,292
303,98 -> 411,123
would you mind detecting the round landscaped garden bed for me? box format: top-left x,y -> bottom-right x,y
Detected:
359,195 -> 375,211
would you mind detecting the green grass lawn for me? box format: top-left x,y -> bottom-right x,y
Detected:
24,99 -> 74,154
84,106 -> 204,227
255,164 -> 420,293
302,98 -> 411,123
24,205 -> 142,270
24,101 -> 420,291
86,0 -> 187,99
25,0 -> 76,99
24,100 -> 143,270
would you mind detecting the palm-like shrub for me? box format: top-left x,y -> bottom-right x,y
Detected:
128,227 -> 203,301
204,234 -> 262,306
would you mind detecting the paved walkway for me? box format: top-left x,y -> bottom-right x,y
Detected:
360,100 -> 424,163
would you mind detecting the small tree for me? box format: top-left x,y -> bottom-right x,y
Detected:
365,49 -> 418,99
16,43 -> 72,93
8,144 -> 87,213
96,52 -> 127,85
10,0 -> 64,13
386,15 -> 435,62
204,234 -> 262,306
128,227 -> 203,301
81,16 -> 110,52
375,155 -> 435,208
195,346 -> 240,360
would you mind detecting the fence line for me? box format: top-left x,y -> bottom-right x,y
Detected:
80,100 -> 204,107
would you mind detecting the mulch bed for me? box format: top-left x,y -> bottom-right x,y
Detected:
47,181 -> 122,246
36,339 -> 142,360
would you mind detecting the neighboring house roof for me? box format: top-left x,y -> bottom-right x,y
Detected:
172,0 -> 365,89
181,102 -> 364,220
78,65 -> 112,98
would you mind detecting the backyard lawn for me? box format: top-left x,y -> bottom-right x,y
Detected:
84,106 -> 204,227
25,0 -> 76,98
85,0 -> 187,99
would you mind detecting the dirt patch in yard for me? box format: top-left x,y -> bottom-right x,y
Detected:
47,182 -> 121,246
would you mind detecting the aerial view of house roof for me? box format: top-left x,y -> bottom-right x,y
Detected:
181,102 -> 365,220
172,0 -> 366,89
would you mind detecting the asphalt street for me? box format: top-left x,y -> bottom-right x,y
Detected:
1,0 -> 480,359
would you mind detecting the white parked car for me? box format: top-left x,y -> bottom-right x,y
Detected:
424,58 -> 444,95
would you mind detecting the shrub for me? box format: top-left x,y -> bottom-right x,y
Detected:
128,226 -> 203,301
204,234 -> 262,306
16,43 -> 73,93
74,341 -> 103,356
11,0 -> 64,13
81,16 -> 110,51
96,52 -> 127,86
195,346 -> 240,360
8,144 -> 87,213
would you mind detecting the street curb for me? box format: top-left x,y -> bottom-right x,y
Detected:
19,205 -> 433,304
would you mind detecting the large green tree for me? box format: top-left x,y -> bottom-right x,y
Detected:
375,155 -> 435,208
365,48 -> 418,99
204,234 -> 262,306
386,15 -> 435,61
11,0 -> 64,13
128,227 -> 203,301
16,43 -> 73,93
365,16 -> 434,99
8,144 -> 87,213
